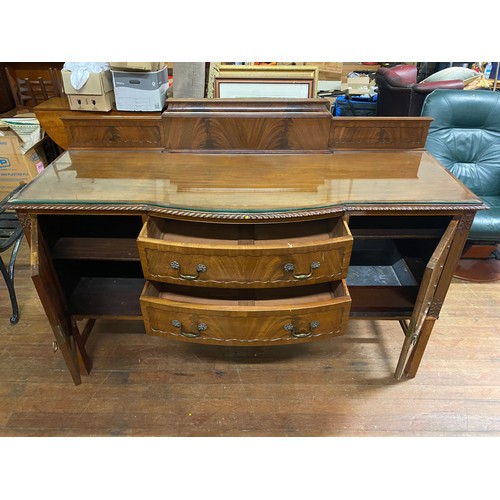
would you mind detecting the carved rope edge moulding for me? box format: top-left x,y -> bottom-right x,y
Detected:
9,203 -> 485,221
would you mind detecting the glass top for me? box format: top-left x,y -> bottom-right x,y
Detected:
11,149 -> 481,212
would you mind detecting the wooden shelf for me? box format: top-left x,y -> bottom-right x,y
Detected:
349,286 -> 417,317
52,237 -> 140,261
350,228 -> 444,239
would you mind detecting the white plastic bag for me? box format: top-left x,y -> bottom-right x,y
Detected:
63,62 -> 110,90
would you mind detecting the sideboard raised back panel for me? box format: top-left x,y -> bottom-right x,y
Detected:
61,99 -> 433,153
161,99 -> 333,152
329,117 -> 432,150
62,115 -> 164,150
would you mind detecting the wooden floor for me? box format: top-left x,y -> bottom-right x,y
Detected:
1,239 -> 500,437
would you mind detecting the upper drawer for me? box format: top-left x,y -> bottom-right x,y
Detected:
137,217 -> 353,288
140,280 -> 351,346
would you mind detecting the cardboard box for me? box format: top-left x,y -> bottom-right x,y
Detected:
0,130 -> 47,197
172,62 -> 205,98
65,92 -> 115,112
1,115 -> 43,154
109,62 -> 167,72
111,66 -> 168,112
340,75 -> 376,96
305,62 -> 343,81
347,76 -> 372,87
61,69 -> 115,111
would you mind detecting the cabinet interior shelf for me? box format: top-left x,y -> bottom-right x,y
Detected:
348,287 -> 417,318
350,228 -> 444,239
52,237 -> 140,261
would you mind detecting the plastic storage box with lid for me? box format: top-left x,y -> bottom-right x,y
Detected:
111,66 -> 168,112
109,62 -> 167,72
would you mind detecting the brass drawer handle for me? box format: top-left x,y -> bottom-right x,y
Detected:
171,319 -> 208,338
170,261 -> 207,280
284,320 -> 320,338
283,261 -> 320,280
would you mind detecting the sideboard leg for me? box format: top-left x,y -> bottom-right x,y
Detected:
71,320 -> 93,375
403,317 -> 436,379
394,331 -> 414,380
54,329 -> 82,386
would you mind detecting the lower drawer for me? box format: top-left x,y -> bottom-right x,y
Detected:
140,281 -> 351,346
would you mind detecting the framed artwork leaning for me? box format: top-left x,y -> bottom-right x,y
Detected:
214,65 -> 319,98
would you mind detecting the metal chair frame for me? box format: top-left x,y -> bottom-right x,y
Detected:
0,184 -> 26,323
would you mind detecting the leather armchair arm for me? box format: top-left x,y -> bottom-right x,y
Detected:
413,80 -> 465,94
375,65 -> 417,88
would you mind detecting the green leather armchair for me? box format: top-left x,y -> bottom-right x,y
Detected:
421,89 -> 500,280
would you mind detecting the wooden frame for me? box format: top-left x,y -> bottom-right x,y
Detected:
214,65 -> 318,98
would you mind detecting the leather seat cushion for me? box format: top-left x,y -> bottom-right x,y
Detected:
422,90 -> 500,241
412,79 -> 464,94
426,128 -> 500,196
469,195 -> 500,240
421,67 -> 478,83
423,90 -> 500,197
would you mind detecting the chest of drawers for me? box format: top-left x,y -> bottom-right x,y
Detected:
138,216 -> 353,345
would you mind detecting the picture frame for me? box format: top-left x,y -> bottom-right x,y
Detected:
214,65 -> 318,98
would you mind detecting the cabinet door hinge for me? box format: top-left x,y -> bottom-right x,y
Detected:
428,299 -> 444,318
54,324 -> 67,346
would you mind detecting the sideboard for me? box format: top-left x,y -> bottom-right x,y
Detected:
8,99 -> 486,385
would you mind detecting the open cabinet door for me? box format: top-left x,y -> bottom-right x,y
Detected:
30,215 -> 83,385
394,219 -> 459,379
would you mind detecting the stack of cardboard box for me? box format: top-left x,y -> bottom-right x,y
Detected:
0,119 -> 47,198
61,63 -> 169,112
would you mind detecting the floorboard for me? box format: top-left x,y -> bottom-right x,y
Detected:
1,239 -> 500,437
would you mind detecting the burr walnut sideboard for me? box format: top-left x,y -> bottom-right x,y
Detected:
9,99 -> 486,385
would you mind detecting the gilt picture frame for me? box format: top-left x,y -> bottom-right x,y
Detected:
214,65 -> 318,98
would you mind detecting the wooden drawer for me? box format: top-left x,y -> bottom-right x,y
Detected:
137,217 -> 353,288
140,280 -> 351,346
